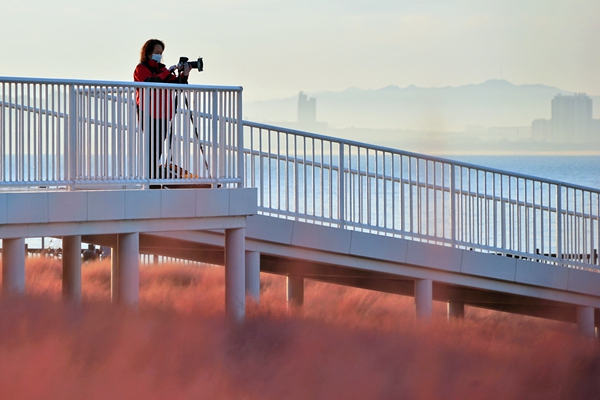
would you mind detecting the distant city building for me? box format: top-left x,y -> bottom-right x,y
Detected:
532,93 -> 600,142
531,119 -> 552,141
297,91 -> 327,131
298,91 -> 316,125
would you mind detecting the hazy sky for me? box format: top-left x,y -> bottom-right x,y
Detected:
2,0 -> 599,101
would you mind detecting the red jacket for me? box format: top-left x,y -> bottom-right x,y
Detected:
134,59 -> 188,119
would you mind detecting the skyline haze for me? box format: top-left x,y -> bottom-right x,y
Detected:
2,0 -> 599,103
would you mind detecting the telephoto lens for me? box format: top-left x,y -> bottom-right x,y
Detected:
179,57 -> 203,72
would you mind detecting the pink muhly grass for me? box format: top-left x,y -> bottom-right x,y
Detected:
0,257 -> 598,399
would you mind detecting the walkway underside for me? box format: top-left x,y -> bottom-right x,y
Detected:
83,221 -> 600,327
261,258 -> 584,324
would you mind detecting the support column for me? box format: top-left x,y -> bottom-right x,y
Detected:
286,275 -> 304,309
447,301 -> 465,319
415,279 -> 433,320
2,238 -> 26,295
577,306 -> 596,337
62,236 -> 82,302
115,233 -> 139,307
245,251 -> 260,303
225,228 -> 245,322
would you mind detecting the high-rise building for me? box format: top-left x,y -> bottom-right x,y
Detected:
296,91 -> 327,131
551,94 -> 593,142
532,94 -> 599,142
298,91 -> 317,125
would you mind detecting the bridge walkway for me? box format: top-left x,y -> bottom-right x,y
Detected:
1,77 -> 599,336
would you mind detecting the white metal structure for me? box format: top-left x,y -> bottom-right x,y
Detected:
244,121 -> 600,272
1,77 -> 243,189
3,76 -> 600,271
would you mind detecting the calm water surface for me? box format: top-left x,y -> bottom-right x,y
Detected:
451,155 -> 600,190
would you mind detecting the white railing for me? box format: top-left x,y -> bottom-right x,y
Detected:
243,121 -> 600,271
3,76 -> 599,271
0,77 -> 243,189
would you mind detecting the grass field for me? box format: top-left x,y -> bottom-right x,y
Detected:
0,257 -> 598,399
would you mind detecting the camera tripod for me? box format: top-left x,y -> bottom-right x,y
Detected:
160,91 -> 218,188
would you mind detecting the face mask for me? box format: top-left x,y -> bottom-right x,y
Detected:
151,53 -> 162,62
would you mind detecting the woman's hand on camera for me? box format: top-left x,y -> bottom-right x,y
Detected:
168,65 -> 178,72
182,63 -> 191,76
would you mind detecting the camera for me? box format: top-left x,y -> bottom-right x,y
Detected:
179,57 -> 203,72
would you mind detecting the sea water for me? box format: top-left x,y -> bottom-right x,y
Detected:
451,155 -> 600,190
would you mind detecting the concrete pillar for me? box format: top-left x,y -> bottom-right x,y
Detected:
286,275 -> 304,308
577,306 -> 596,337
62,236 -> 82,302
2,238 -> 26,295
225,228 -> 245,322
447,301 -> 465,319
245,251 -> 260,303
415,279 -> 433,320
115,233 -> 139,307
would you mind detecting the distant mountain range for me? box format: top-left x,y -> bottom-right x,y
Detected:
244,80 -> 600,132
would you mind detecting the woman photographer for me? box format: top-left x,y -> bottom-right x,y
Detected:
134,39 -> 191,184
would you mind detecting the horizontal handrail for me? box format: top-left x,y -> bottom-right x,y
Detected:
0,76 -> 242,91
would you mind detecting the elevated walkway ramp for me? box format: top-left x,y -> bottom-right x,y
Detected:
105,214 -> 600,326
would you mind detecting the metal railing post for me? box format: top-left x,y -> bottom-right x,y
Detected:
501,176 -> 507,251
212,90 -> 219,183
68,84 -> 77,190
338,141 -> 345,227
218,93 -> 226,182
450,163 -> 456,247
557,184 -> 563,262
143,87 -> 150,182
237,90 -> 244,188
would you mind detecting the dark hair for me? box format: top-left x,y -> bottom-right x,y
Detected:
140,39 -> 165,63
